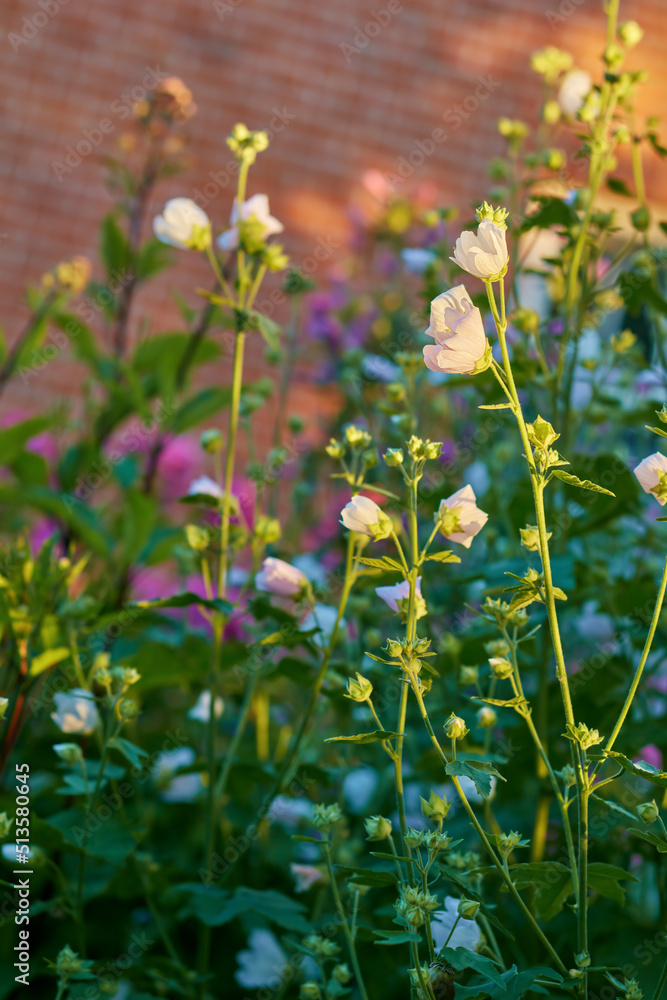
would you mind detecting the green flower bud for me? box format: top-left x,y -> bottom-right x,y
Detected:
364,814 -> 392,841
312,803 -> 343,832
526,414 -> 559,449
332,964 -> 352,985
637,800 -> 659,824
345,425 -> 372,447
444,713 -> 469,741
485,639 -> 510,657
424,441 -> 442,460
420,789 -> 450,822
0,812 -> 14,838
476,201 -> 510,229
559,764 -> 576,788
489,656 -> 513,679
200,428 -> 223,453
262,243 -> 290,271
423,830 -> 453,853
575,951 -> 591,969
185,524 -> 210,551
619,20 -> 643,47
543,100 -> 561,124
498,830 -> 525,858
604,43 -> 624,70
56,945 -> 85,976
631,206 -> 651,233
325,438 -> 345,460
476,707 -> 497,729
385,638 -> 404,658
287,414 -> 305,434
520,524 -> 548,552
563,722 -> 604,751
404,827 -> 425,849
0,698 -> 8,721
345,673 -> 373,703
254,515 -> 282,544
383,448 -> 404,467
300,983 -> 322,1000
458,897 -> 480,920
303,935 -> 340,957
118,699 -> 139,720
625,979 -> 644,1000
53,743 -> 83,766
459,664 -> 479,686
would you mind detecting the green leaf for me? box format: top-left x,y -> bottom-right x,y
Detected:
178,885 -> 309,931
445,759 -> 506,799
550,469 -> 615,497
132,592 -> 233,615
509,861 -> 573,920
0,416 -> 51,466
48,809 -> 137,866
424,550 -> 461,563
519,196 -> 577,233
325,730 -> 399,744
250,310 -> 282,350
336,866 -> 397,887
372,928 -> 422,945
587,862 -> 637,904
171,387 -> 233,434
357,556 -> 405,572
607,176 -> 634,197
100,214 -> 133,278
605,751 -> 667,789
107,737 -> 149,769
29,646 -> 70,677
619,270 -> 667,316
440,947 -> 505,989
135,238 -> 173,281
628,827 -> 667,852
472,695 -> 528,710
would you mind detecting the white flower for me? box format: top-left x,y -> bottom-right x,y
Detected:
188,475 -> 223,499
300,604 -> 342,648
217,193 -> 283,251
558,69 -> 592,116
451,220 -> 508,280
152,747 -> 203,803
290,863 -> 324,893
423,285 -> 488,375
634,452 -> 667,505
188,690 -> 224,723
235,929 -> 287,989
343,767 -> 380,813
340,495 -> 391,538
438,484 -> 488,548
292,553 -> 329,587
376,578 -> 422,612
267,794 -> 314,827
431,896 -> 481,952
51,688 -> 99,735
153,198 -> 211,250
401,248 -> 437,274
255,557 -> 308,597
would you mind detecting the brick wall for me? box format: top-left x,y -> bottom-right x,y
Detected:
0,0 -> 665,414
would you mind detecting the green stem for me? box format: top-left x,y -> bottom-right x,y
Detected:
652,949 -> 667,1000
218,328 -> 246,598
322,843 -> 370,1000
213,668 -> 258,801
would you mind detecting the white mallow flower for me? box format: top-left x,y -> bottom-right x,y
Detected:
153,198 -> 211,250
423,285 -> 488,375
152,747 -> 203,803
376,578 -> 422,612
255,557 -> 308,597
340,495 -> 391,539
438,484 -> 488,548
634,453 -> 667,505
431,896 -> 481,952
217,193 -> 284,251
451,220 -> 508,280
188,475 -> 223,499
235,929 -> 287,989
290,863 -> 325,893
188,690 -> 224,723
558,69 -> 592,116
51,688 -> 99,735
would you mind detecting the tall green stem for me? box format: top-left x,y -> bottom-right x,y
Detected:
322,842 -> 370,1000
218,328 -> 246,599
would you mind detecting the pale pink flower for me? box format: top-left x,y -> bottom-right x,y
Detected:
290,864 -> 324,893
255,557 -> 308,597
451,220 -> 508,280
634,453 -> 667,505
438,484 -> 488,548
376,577 -> 422,612
423,285 -> 487,374
217,194 -> 283,251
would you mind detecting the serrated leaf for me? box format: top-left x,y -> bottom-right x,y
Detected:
629,827 -> 667,852
550,469 -> 615,497
325,730 -> 399,744
478,402 -> 512,410
509,861 -> 573,921
357,556 -> 405,572
472,695 -> 528,709
132,592 -> 233,615
604,751 -> 667,788
107,737 -> 149,769
424,550 -> 461,564
440,947 -> 505,988
445,759 -> 506,799
336,866 -> 397,887
587,862 -> 637,904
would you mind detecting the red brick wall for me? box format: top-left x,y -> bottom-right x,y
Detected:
0,0 -> 665,411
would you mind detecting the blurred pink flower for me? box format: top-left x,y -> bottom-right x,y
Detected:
636,745 -> 663,770
157,435 -> 202,500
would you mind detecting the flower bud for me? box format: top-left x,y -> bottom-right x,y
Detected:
458,897 -> 480,920
423,830 -> 452,854
444,713 -> 469,741
498,830 -> 525,857
575,951 -> 591,969
383,448 -> 404,467
53,743 -> 83,766
345,424 -> 371,447
118,699 -> 139,720
200,428 -> 223,453
520,525 -> 546,552
543,100 -> 561,125
420,789 -> 450,822
364,814 -> 392,841
254,515 -> 282,545
527,415 -> 559,449
489,656 -> 513,679
476,200 -> 510,230
326,438 -> 345,460
300,983 -> 321,1000
332,965 -> 352,985
424,441 -> 442,460
404,827 -> 425,849
637,800 -> 659,824
0,813 -> 14,838
631,206 -> 651,233
345,673 -> 373,703
56,945 -> 85,976
312,803 -> 343,831
459,664 -> 479,686
185,524 -> 209,551
476,707 -> 497,729
619,20 -> 643,47
385,638 -> 404,658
